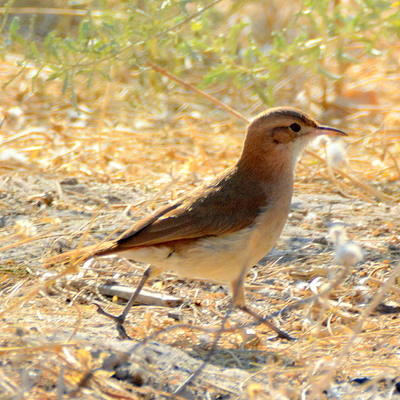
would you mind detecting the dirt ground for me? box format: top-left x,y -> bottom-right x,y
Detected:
1,55 -> 400,399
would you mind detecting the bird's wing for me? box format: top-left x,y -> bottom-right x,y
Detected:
110,169 -> 267,251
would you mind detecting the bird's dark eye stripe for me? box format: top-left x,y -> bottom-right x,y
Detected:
290,123 -> 301,132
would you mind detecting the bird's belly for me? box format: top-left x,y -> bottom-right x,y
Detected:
118,208 -> 288,284
119,229 -> 253,284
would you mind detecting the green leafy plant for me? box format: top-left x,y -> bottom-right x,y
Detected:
0,0 -> 398,107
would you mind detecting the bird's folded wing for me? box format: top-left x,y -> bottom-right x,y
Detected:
114,174 -> 267,250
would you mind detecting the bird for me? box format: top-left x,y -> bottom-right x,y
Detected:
45,107 -> 347,340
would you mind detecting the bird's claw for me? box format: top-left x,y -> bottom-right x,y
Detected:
94,303 -> 133,340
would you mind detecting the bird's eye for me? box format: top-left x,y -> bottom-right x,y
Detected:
289,123 -> 301,133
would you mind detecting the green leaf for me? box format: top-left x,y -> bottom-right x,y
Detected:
9,17 -> 20,41
29,41 -> 41,59
47,71 -> 63,81
62,73 -> 69,93
316,63 -> 342,80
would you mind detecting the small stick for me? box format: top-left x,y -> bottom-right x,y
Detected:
147,61 -> 249,124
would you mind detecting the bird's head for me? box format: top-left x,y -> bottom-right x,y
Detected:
239,107 -> 347,174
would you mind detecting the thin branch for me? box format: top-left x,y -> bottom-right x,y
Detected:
147,61 -> 249,124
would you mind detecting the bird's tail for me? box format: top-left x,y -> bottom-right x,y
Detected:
43,240 -> 118,268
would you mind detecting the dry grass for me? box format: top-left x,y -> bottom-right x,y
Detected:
0,29 -> 400,399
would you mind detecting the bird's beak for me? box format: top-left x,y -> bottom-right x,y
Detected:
316,125 -> 347,136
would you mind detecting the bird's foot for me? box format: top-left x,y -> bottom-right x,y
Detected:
94,303 -> 132,340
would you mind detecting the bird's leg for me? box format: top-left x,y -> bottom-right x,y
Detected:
95,266 -> 151,339
238,304 -> 296,341
230,278 -> 295,341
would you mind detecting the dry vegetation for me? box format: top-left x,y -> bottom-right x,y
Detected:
0,1 -> 400,399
